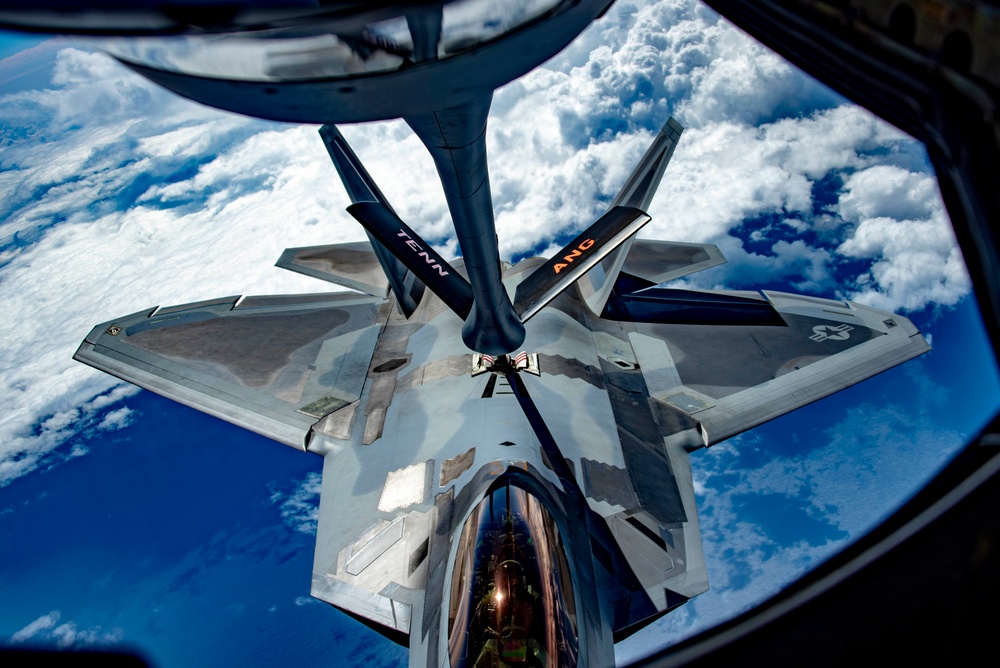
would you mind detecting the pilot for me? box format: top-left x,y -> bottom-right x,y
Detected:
469,552 -> 547,667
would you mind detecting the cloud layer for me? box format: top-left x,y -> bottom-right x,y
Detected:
11,611 -> 123,648
271,472 -> 322,535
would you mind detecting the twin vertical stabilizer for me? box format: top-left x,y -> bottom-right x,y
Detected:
303,118 -> 686,340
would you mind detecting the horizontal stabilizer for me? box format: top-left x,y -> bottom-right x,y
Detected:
347,201 -> 474,319
320,124 -> 424,317
622,239 -> 726,285
579,117 -> 685,315
276,241 -> 389,297
513,206 -> 650,322
73,292 -> 383,450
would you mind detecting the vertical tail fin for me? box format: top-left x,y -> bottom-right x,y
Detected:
319,125 -> 425,317
513,206 -> 651,322
577,118 -> 684,315
346,201 -> 474,319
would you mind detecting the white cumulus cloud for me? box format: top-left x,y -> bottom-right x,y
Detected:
10,611 -> 61,643
271,472 -> 322,535
97,406 -> 134,431
9,610 -> 123,648
838,165 -> 941,223
836,166 -> 968,310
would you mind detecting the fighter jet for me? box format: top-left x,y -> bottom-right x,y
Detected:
0,0 -> 1000,665
0,0 -> 989,664
73,115 -> 929,666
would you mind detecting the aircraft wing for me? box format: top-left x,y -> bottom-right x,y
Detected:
626,290 -> 930,446
73,291 -> 384,450
74,280 -> 436,638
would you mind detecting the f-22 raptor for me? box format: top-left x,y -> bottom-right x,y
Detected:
35,1 -> 929,665
74,118 -> 928,666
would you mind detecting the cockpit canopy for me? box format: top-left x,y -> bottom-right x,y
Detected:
448,480 -> 577,667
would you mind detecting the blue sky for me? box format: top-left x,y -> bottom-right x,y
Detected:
0,33 -> 42,61
1,1 -> 998,666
